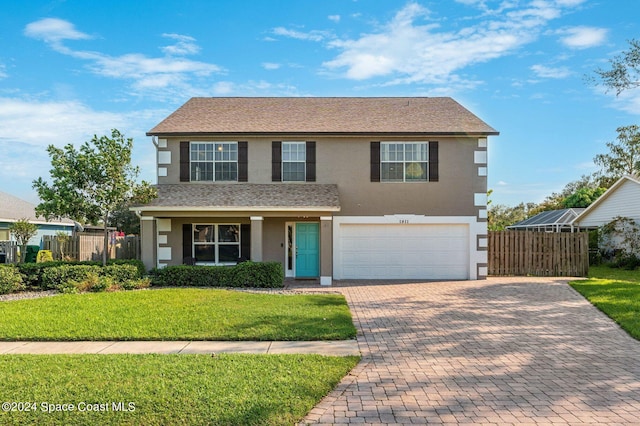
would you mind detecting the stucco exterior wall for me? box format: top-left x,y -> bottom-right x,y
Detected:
155,135 -> 486,217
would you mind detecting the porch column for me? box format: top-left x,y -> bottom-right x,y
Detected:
320,216 -> 333,286
250,216 -> 263,262
139,216 -> 156,272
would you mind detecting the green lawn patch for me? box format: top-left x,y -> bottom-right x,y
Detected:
0,288 -> 356,341
0,354 -> 359,425
570,265 -> 640,340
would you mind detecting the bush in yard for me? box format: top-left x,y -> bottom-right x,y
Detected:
17,261 -> 101,289
0,266 -> 25,294
102,264 -> 139,283
42,265 -> 102,290
151,262 -> 284,288
107,259 -> 146,278
121,277 -> 151,290
228,261 -> 284,288
36,250 -> 54,263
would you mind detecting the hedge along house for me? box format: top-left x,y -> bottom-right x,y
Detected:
134,97 -> 499,284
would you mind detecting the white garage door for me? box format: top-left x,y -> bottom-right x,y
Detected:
337,224 -> 469,280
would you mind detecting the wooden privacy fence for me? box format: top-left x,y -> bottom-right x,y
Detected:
488,231 -> 589,277
43,235 -> 140,261
0,241 -> 17,263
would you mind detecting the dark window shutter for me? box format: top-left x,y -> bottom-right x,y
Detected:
240,224 -> 251,260
182,223 -> 192,261
370,141 -> 380,182
180,141 -> 190,182
306,141 -> 316,182
238,141 -> 248,182
429,141 -> 439,182
272,141 -> 282,182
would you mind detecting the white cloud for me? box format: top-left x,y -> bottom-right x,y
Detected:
23,17 -> 91,44
320,1 -> 589,86
262,62 -> 281,70
609,88 -> 640,116
212,81 -> 235,95
530,64 -> 572,79
0,64 -> 7,79
272,27 -> 328,42
24,18 -> 222,97
558,26 -> 607,49
328,15 -> 341,23
0,97 -> 126,148
161,33 -> 201,56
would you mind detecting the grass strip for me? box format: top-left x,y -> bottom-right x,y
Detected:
0,288 -> 356,341
570,265 -> 640,340
0,353 -> 360,425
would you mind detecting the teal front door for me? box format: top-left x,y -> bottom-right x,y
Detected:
295,222 -> 319,277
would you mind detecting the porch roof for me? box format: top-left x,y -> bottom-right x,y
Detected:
134,184 -> 341,212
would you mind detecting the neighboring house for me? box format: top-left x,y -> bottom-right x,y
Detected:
507,208 -> 585,232
572,175 -> 640,229
0,191 -> 74,245
134,97 -> 499,283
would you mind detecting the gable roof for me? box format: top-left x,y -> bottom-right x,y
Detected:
572,175 -> 640,227
135,184 -> 340,212
507,208 -> 585,230
147,97 -> 499,136
0,191 -> 74,226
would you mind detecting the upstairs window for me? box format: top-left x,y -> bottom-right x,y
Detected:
190,142 -> 238,182
282,142 -> 306,182
381,142 -> 429,182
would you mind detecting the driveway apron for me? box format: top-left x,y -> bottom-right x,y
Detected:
301,277 -> 640,425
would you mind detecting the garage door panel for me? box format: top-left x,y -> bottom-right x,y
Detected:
337,224 -> 469,280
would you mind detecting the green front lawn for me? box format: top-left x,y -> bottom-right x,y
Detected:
0,288 -> 357,341
0,354 -> 360,425
570,265 -> 640,340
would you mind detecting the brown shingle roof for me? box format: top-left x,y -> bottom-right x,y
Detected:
136,184 -> 340,211
147,97 -> 498,136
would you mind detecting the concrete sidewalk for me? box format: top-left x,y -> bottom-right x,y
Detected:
0,340 -> 360,356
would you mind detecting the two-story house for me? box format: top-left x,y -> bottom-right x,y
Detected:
134,97 -> 498,284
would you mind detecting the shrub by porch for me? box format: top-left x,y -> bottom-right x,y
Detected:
150,261 -> 284,288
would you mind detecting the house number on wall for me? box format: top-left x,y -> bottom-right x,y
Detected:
399,219 -> 410,224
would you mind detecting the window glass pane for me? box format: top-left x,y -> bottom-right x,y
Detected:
381,143 -> 390,161
191,162 -> 213,181
194,245 -> 215,262
283,162 -> 305,181
215,162 -> 237,181
219,245 -> 240,262
405,162 -> 427,181
194,225 -> 215,242
218,225 -> 239,242
381,163 -> 403,181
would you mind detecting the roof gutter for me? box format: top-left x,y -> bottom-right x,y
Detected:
146,131 -> 500,137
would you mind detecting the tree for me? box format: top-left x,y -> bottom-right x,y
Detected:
561,186 -> 607,208
488,202 -> 537,231
33,129 -> 157,265
9,219 -> 38,263
108,201 -> 141,235
593,125 -> 640,183
55,231 -> 70,260
592,39 -> 640,96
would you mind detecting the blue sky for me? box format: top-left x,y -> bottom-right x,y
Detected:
1,0 -> 639,207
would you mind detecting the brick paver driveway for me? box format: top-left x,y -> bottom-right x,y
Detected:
301,277 -> 640,425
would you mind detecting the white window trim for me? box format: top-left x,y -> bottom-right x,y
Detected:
190,141 -> 238,182
380,141 -> 430,183
193,223 -> 241,265
282,141 -> 306,182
